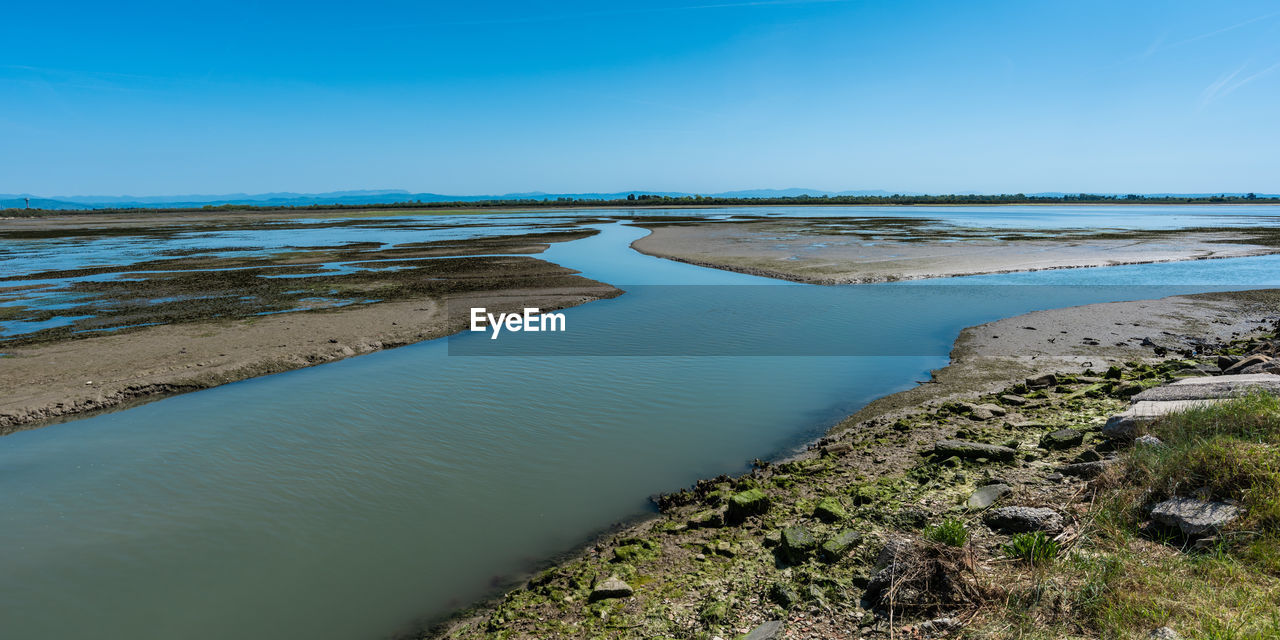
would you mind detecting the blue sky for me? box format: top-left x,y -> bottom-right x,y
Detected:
3,1 -> 1279,196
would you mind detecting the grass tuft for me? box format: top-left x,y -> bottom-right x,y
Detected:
1002,532 -> 1059,566
924,518 -> 970,547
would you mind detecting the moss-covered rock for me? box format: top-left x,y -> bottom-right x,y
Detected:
769,581 -> 801,608
612,539 -> 657,563
819,529 -> 863,563
779,525 -> 818,563
726,488 -> 770,523
1040,428 -> 1083,449
688,509 -> 725,529
933,439 -> 1017,462
812,496 -> 848,523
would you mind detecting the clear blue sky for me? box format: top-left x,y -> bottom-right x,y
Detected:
3,1 -> 1279,196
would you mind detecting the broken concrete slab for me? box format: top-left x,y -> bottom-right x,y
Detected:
1132,374 -> 1280,402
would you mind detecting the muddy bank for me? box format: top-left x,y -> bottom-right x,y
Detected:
0,220 -> 620,433
425,288 -> 1280,639
631,220 -> 1280,284
836,288 -> 1280,430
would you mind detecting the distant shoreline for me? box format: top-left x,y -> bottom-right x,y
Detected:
5,195 -> 1280,218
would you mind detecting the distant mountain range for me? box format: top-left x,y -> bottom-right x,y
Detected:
2,189 -> 1277,210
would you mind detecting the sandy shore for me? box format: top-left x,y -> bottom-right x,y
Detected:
631,221 -> 1280,283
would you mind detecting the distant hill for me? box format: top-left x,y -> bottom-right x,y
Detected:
2,189 -> 1277,211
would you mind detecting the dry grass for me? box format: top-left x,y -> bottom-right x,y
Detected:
975,392 -> 1280,639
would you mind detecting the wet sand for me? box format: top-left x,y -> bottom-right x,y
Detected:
631,221 -> 1280,283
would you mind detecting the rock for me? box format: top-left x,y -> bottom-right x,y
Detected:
1150,497 -> 1241,536
874,537 -> 917,571
970,403 -> 1007,420
822,442 -> 853,457
1223,353 -> 1272,375
613,543 -> 648,563
688,509 -> 724,529
894,506 -> 931,529
1113,382 -> 1144,398
1239,360 -> 1280,375
966,483 -> 1011,510
1000,394 -> 1028,406
1104,365 -> 1123,380
743,621 -> 784,640
813,496 -> 847,523
1045,472 -> 1064,482
919,617 -> 960,636
934,439 -> 1016,462
1140,337 -> 1181,355
1102,413 -> 1139,441
1040,428 -> 1083,450
589,575 -> 633,601
1072,448 -> 1102,463
1059,460 -> 1112,479
866,540 -> 919,604
779,525 -> 818,563
712,540 -> 737,557
725,488 -> 770,523
1134,374 -> 1280,402
1026,373 -> 1057,389
948,401 -> 1005,420
983,506 -> 1064,534
1108,398 -> 1233,442
819,529 -> 863,563
1192,536 -> 1220,551
769,581 -> 801,608
1134,434 -> 1164,447
1217,355 -> 1241,370
1147,627 -> 1181,640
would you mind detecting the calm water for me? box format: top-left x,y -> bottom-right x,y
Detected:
2,209 -> 1279,639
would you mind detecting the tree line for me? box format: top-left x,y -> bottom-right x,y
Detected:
3,192 -> 1276,217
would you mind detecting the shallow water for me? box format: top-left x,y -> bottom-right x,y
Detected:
1,210 -> 1278,639
4,204 -> 1277,338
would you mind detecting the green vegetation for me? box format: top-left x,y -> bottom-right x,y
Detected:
1005,391 -> 1280,639
924,518 -> 969,547
1097,391 -> 1280,574
1002,532 -> 1059,566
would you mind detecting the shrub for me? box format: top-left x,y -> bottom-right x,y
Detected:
924,518 -> 969,547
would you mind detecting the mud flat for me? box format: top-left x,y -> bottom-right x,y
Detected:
428,288 -> 1280,640
631,219 -> 1280,283
0,218 -> 618,433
